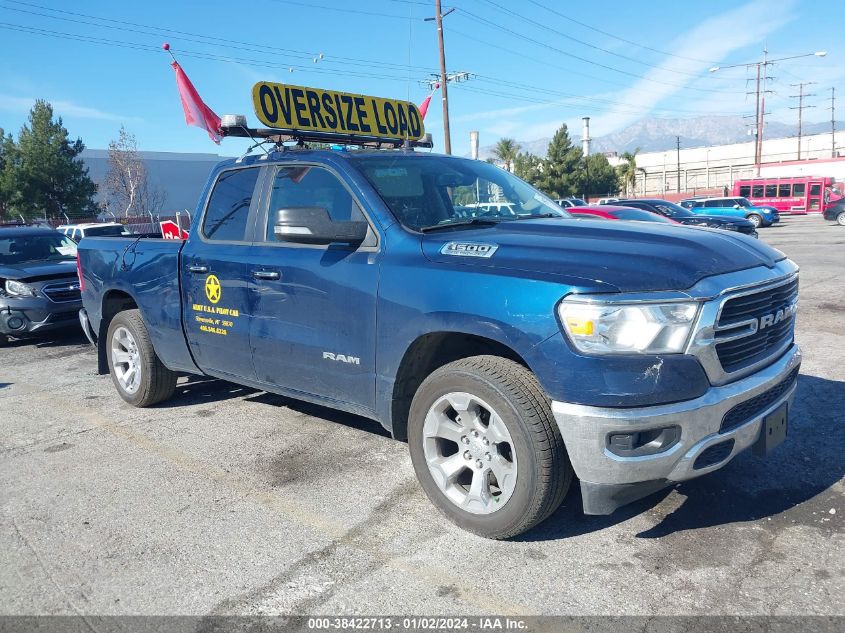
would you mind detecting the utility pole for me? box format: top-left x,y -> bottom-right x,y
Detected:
676,136 -> 681,193
426,1 -> 455,154
790,82 -> 817,160
830,87 -> 837,158
709,48 -> 826,174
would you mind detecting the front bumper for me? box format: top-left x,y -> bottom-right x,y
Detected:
552,344 -> 801,514
0,299 -> 82,336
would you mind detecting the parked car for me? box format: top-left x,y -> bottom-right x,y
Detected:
596,197 -> 621,205
568,205 -> 680,224
822,197 -> 845,225
615,199 -> 759,238
57,222 -> 127,241
0,226 -> 82,344
555,197 -> 587,208
78,145 -> 800,539
682,197 -> 779,228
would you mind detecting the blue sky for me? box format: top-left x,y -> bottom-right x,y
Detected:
1,0 -> 842,157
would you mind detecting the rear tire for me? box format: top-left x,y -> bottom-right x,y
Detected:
837,211 -> 845,226
106,309 -> 177,407
747,213 -> 763,228
408,355 -> 572,539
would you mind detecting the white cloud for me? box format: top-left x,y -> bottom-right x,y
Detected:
587,0 -> 798,135
0,94 -> 138,122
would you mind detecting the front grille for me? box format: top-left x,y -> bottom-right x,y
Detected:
41,281 -> 81,303
715,278 -> 798,372
720,367 -> 799,433
694,439 -> 735,470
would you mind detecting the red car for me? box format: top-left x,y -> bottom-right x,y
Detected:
568,205 -> 680,224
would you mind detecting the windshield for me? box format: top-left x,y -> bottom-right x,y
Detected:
610,208 -> 675,223
653,201 -> 694,218
0,233 -> 77,265
351,155 -> 568,231
83,225 -> 125,237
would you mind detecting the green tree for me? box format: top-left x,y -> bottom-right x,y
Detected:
0,128 -> 14,219
534,124 -> 583,198
583,153 -> 619,197
4,100 -> 97,220
616,149 -> 641,197
513,152 -> 543,186
493,137 -> 520,172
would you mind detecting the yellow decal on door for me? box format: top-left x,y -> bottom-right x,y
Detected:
205,274 -> 221,304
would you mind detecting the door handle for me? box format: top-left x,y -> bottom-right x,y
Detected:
252,270 -> 281,280
188,265 -> 209,274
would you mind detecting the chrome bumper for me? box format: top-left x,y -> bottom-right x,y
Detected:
552,345 -> 801,491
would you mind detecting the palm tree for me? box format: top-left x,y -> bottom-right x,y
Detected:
616,149 -> 640,196
493,138 -> 520,172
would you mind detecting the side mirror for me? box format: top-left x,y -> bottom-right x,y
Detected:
734,204 -> 741,209
274,207 -> 368,246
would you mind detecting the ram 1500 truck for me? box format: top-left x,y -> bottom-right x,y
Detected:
77,148 -> 801,539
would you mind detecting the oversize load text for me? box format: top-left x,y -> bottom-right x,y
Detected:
252,82 -> 424,140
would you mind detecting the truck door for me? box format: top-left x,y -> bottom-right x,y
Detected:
807,180 -> 823,212
247,163 -> 379,410
181,166 -> 263,380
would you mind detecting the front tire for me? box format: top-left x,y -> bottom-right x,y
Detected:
747,213 -> 763,228
106,309 -> 177,407
837,211 -> 845,226
408,356 -> 572,539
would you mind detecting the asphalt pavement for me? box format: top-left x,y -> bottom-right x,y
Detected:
0,215 -> 842,617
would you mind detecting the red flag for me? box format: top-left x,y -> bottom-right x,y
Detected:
419,83 -> 440,120
171,61 -> 222,144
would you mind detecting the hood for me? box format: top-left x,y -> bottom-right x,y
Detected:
0,259 -> 78,281
421,218 -> 784,293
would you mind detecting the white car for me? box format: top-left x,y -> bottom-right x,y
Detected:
596,197 -> 621,205
57,223 -> 127,242
555,198 -> 587,208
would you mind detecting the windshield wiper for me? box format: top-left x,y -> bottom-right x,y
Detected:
503,213 -> 561,221
419,217 -> 501,233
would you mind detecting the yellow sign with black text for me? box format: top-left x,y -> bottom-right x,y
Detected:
252,82 -> 425,141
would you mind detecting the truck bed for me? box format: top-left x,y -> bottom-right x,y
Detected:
77,237 -> 199,374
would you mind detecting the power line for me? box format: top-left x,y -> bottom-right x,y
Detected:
449,5 -> 746,95
0,0 -> 437,74
524,0 -> 717,64
0,22 -> 424,83
475,0 -> 705,77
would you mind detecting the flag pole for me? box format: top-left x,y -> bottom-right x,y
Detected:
162,42 -> 177,63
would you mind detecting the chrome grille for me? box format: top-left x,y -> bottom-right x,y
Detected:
715,277 -> 798,373
41,280 -> 82,303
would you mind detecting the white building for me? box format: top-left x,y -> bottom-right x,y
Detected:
612,130 -> 845,197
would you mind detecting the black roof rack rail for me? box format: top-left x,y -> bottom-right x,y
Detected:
220,124 -> 433,149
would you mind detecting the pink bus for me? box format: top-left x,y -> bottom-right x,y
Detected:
732,176 -> 844,215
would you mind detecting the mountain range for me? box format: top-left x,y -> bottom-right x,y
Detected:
477,115 -> 843,159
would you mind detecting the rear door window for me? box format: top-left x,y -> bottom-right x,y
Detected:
202,168 -> 261,242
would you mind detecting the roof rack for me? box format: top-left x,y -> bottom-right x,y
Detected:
220,123 -> 433,150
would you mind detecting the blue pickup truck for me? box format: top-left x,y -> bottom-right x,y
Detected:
77,147 -> 801,539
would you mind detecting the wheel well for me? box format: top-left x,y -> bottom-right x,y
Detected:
97,290 -> 138,374
390,332 -> 526,441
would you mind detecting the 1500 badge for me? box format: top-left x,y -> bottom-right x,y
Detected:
440,242 -> 499,258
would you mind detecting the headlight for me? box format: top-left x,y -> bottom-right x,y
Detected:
558,298 -> 700,354
4,279 -> 37,297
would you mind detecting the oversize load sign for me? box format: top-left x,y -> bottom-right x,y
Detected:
252,82 -> 425,141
